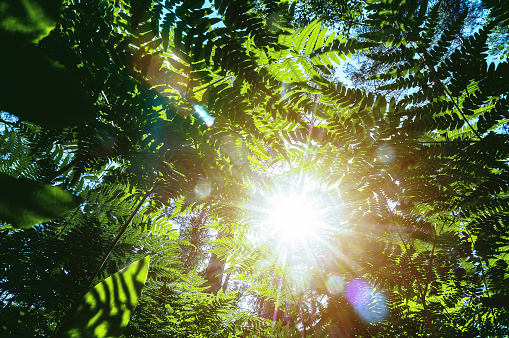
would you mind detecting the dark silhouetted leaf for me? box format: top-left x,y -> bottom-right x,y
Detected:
0,174 -> 83,229
0,46 -> 96,129
0,0 -> 62,43
480,294 -> 509,308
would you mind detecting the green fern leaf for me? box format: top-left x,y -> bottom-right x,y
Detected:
56,256 -> 150,338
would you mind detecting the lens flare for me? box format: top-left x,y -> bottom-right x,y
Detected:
377,145 -> 396,164
345,279 -> 388,324
194,180 -> 211,200
326,275 -> 345,295
193,105 -> 215,127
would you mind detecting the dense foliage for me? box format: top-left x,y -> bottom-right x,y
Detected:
1,0 -> 509,337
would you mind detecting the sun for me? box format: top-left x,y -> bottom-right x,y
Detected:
265,190 -> 323,242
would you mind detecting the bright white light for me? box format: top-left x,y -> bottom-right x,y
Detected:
266,192 -> 322,242
193,104 -> 215,127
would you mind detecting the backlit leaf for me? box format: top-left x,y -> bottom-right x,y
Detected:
56,256 -> 150,338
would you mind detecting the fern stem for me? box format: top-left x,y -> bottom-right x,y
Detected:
56,162 -> 112,238
418,52 -> 481,139
187,76 -> 234,96
422,253 -> 437,335
462,226 -> 496,317
51,188 -> 153,337
387,201 -> 409,251
45,157 -> 80,183
441,84 -> 482,139
46,151 -> 156,183
0,118 -> 16,126
298,296 -> 306,338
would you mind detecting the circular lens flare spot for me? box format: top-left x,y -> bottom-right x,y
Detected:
326,276 -> 345,295
346,279 -> 388,324
194,181 -> 211,200
377,145 -> 396,164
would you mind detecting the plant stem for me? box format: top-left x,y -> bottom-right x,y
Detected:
51,188 -> 153,337
418,52 -> 481,140
422,222 -> 443,337
299,296 -> 306,338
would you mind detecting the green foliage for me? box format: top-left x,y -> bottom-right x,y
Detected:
0,0 -> 94,224
1,0 -> 509,337
0,0 -> 62,43
55,257 -> 150,338
0,173 -> 82,228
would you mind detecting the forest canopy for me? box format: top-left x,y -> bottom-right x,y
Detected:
1,0 -> 509,337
